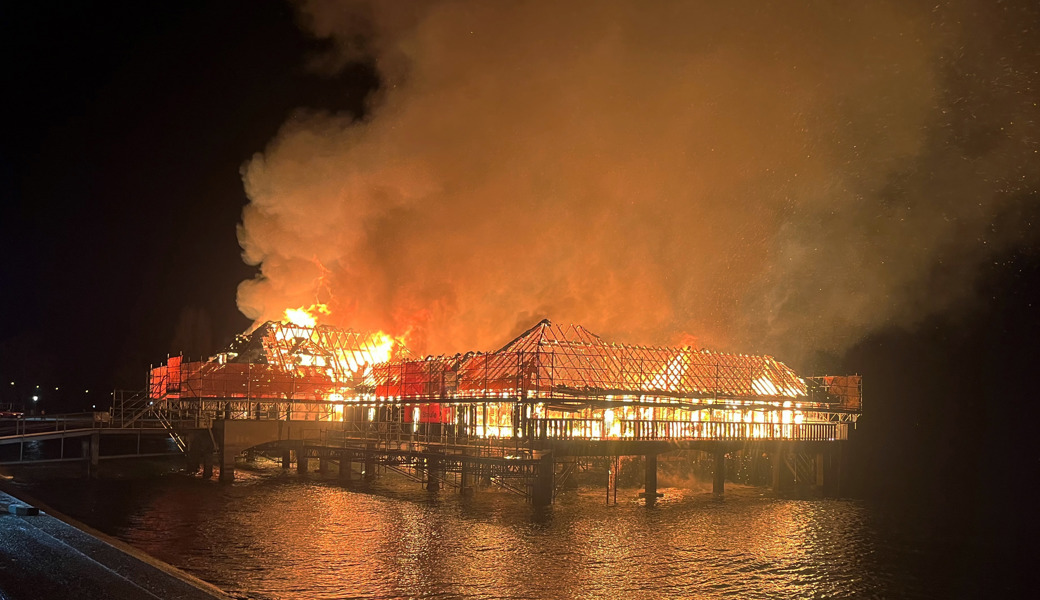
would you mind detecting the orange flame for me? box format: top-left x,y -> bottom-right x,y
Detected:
367,332 -> 396,365
282,303 -> 330,327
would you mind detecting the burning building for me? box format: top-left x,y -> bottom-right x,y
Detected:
134,310 -> 861,503
147,315 -> 860,443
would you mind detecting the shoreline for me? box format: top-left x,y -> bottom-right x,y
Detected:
0,478 -> 231,600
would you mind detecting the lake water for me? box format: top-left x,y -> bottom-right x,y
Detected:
23,464 -> 985,599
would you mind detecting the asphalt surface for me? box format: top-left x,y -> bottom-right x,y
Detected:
0,489 -> 228,600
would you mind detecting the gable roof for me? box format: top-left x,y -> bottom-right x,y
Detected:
379,319 -> 806,400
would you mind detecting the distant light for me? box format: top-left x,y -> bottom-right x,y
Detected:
54,387 -> 59,391
35,385 -> 39,389
85,390 -> 89,393
32,396 -> 38,402
8,382 -> 13,386
92,405 -> 96,409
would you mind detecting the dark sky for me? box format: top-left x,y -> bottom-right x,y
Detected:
1,2 -> 377,394
0,1 -> 1037,588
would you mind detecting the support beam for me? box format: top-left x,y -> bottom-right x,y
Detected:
202,452 -> 213,479
281,449 -> 291,470
830,442 -> 844,497
185,436 -> 201,474
640,453 -> 662,506
219,450 -> 235,482
90,432 -> 100,478
81,433 -> 100,479
339,454 -> 352,481
531,451 -> 554,507
363,443 -> 376,481
713,448 -> 726,496
319,456 -> 331,474
460,449 -> 476,497
771,444 -> 786,493
427,456 -> 441,491
607,456 -> 618,505
297,448 -> 309,474
217,422 -> 235,482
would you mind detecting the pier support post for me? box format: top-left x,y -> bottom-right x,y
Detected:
531,451 -> 554,507
460,449 -> 476,497
771,444 -> 786,493
90,431 -> 100,478
364,443 -> 376,481
339,453 -> 352,481
81,432 -> 100,479
640,453 -> 662,506
297,445 -> 309,474
427,456 -> 441,491
202,452 -> 213,479
830,443 -> 843,497
713,448 -> 726,497
281,449 -> 291,470
319,456 -> 331,474
185,434 -> 201,474
219,448 -> 235,482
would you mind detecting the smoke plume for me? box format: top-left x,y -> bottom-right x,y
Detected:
237,0 -> 1040,363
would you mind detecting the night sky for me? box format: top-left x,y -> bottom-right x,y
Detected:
2,2 -> 378,396
1,1 -> 1038,582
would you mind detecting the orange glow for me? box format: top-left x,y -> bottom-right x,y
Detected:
266,316 -> 405,388
366,332 -> 395,365
283,304 -> 330,327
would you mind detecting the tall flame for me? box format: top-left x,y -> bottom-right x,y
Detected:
367,332 -> 395,365
269,306 -> 403,385
283,303 -> 330,327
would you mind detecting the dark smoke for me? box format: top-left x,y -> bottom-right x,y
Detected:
237,0 -> 1040,363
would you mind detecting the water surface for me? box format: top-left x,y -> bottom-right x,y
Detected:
26,466 -> 965,599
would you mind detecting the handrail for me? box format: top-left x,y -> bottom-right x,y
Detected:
529,418 -> 846,442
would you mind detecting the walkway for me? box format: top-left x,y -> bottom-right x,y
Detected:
0,487 -> 228,600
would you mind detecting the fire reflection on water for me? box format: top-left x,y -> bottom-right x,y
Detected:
29,471 -> 934,600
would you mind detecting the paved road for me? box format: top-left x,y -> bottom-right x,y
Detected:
0,490 -> 228,600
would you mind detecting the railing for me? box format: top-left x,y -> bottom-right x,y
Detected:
153,407 -> 187,452
0,414 -> 102,439
113,389 -> 156,428
529,418 -> 602,440
125,388 -> 852,448
530,418 -> 846,442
